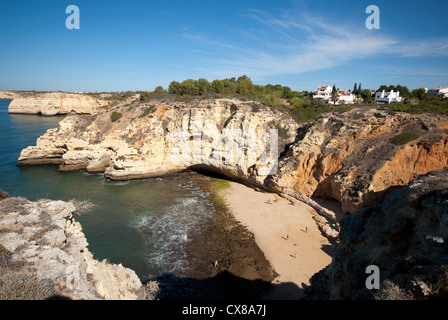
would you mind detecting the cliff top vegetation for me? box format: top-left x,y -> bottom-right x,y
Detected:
85,76 -> 448,123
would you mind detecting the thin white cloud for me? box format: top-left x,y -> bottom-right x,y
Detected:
184,9 -> 448,79
389,38 -> 448,57
373,66 -> 448,77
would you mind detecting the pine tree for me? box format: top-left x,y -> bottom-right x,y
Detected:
331,84 -> 340,105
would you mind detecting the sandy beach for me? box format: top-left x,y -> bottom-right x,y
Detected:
221,181 -> 333,299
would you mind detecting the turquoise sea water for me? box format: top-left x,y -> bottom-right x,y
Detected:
0,99 -> 216,280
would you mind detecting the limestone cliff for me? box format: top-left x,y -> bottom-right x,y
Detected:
303,169 -> 448,300
269,108 -> 448,213
16,96 -> 448,218
8,92 -> 107,116
17,97 -> 298,186
0,196 -> 156,300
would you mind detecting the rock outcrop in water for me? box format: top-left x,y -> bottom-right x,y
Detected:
7,92 -> 107,116
0,195 -> 155,300
303,169 -> 448,300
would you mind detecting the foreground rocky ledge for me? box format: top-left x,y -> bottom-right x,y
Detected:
0,195 -> 157,300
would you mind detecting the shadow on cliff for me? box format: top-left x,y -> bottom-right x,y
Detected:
145,270 -> 304,300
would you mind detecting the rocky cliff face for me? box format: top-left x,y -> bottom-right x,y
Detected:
8,92 -> 107,116
0,196 -> 155,300
17,97 -> 298,186
15,96 -> 448,217
269,108 -> 448,213
304,169 -> 448,300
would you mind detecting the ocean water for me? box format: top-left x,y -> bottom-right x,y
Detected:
0,99 -> 216,279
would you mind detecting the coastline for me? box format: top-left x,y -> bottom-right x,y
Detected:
221,181 -> 333,299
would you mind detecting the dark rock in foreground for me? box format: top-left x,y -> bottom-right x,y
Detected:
304,169 -> 448,300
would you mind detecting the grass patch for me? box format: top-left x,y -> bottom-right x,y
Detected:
110,111 -> 122,122
213,178 -> 230,191
0,272 -> 56,300
373,280 -> 409,300
211,178 -> 231,210
391,132 -> 420,145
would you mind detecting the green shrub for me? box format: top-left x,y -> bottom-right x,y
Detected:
391,132 -> 420,145
139,106 -> 156,118
139,91 -> 152,102
110,111 -> 122,122
223,113 -> 235,128
104,91 -> 136,101
251,103 -> 260,112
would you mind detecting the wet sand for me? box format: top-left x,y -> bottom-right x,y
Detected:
151,172 -> 277,300
221,181 -> 333,299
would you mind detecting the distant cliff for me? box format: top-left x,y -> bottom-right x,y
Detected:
304,169 -> 448,300
7,91 -> 108,116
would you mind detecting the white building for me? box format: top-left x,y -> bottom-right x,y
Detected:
427,87 -> 448,97
313,85 -> 356,105
337,90 -> 355,104
374,90 -> 403,103
313,85 -> 332,99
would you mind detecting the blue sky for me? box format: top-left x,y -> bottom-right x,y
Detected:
1,0 -> 447,92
